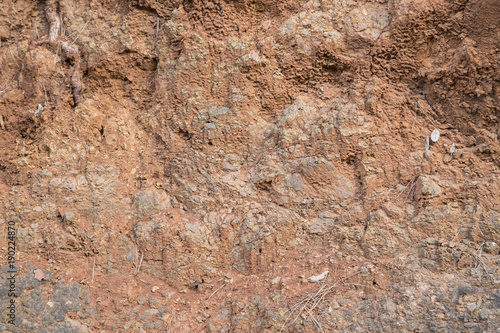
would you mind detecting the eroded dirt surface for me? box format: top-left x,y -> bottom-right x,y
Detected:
0,0 -> 499,332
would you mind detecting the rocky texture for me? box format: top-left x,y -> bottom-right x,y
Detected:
0,266 -> 90,333
0,0 -> 499,331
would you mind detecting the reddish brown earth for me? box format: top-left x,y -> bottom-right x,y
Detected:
0,0 -> 499,332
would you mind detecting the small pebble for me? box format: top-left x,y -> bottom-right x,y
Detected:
423,150 -> 433,161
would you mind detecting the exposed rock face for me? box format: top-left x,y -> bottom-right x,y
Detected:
0,0 -> 499,331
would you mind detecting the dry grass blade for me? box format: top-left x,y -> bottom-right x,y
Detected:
206,283 -> 226,300
405,177 -> 417,201
166,314 -> 173,332
0,79 -> 10,94
9,45 -> 20,68
449,226 -> 462,245
305,305 -> 325,333
471,242 -> 490,274
395,175 -> 417,201
135,252 -> 144,275
35,23 -> 40,39
279,286 -> 325,332
279,270 -> 362,332
74,20 -> 90,43
42,82 -> 49,105
403,103 -> 421,132
60,12 -> 65,37
155,17 -> 159,44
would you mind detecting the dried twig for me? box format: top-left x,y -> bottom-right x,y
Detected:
60,12 -> 65,37
404,103 -> 420,132
471,242 -> 489,274
449,227 -> 462,245
405,177 -> 417,201
35,23 -> 40,39
0,115 -> 4,130
74,20 -> 90,43
8,45 -> 20,68
155,17 -> 159,44
42,82 -> 49,105
0,79 -> 10,94
166,315 -> 173,332
206,283 -> 226,301
92,255 -> 96,280
135,252 -> 144,275
54,41 -> 61,64
395,175 -> 417,201
279,270 -> 362,332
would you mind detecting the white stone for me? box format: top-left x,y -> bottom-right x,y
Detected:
307,270 -> 329,282
431,129 -> 440,142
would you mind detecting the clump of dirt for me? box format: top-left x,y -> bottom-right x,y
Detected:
0,0 -> 499,332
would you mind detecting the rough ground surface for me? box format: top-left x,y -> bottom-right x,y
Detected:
0,0 -> 499,332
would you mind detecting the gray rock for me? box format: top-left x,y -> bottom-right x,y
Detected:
415,175 -> 442,200
344,5 -> 390,42
483,242 -> 499,255
307,212 -> 338,234
133,191 -> 158,218
0,267 -> 88,332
